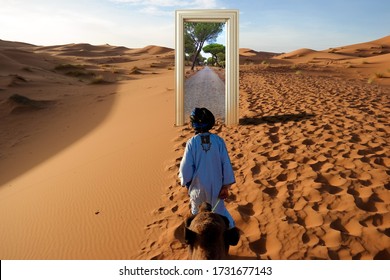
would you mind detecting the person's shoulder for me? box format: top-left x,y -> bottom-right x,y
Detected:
210,133 -> 226,144
209,132 -> 221,138
189,134 -> 200,141
186,134 -> 198,145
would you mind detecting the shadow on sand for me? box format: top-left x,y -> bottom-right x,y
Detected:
240,112 -> 315,125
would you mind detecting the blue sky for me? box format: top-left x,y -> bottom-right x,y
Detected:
1,0 -> 389,52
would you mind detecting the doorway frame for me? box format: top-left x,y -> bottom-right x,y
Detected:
175,9 -> 239,126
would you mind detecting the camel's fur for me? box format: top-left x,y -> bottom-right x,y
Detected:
184,202 -> 239,260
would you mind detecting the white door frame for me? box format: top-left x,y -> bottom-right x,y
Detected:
175,9 -> 239,126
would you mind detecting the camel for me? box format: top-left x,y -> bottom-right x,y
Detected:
184,202 -> 240,259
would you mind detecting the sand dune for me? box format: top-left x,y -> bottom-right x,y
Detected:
269,35 -> 390,86
0,39 -> 34,49
277,35 -> 390,60
326,35 -> 390,57
275,48 -> 353,63
239,48 -> 281,65
275,48 -> 318,59
139,45 -> 174,55
0,35 -> 389,260
0,40 -> 176,259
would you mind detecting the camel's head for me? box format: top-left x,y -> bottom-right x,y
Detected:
184,202 -> 239,260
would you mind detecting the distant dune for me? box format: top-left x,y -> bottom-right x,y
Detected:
239,48 -> 281,64
134,45 -> 174,55
241,35 -> 390,86
275,35 -> 390,60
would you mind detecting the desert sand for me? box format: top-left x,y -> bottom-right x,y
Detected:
0,41 -> 177,259
0,35 -> 389,260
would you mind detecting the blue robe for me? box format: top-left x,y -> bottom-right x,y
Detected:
179,132 -> 236,227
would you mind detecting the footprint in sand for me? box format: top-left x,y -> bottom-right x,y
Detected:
250,162 -> 261,177
330,218 -> 349,234
237,203 -> 255,222
249,233 -> 267,256
171,205 -> 178,213
265,150 -> 281,161
327,249 -> 340,260
359,213 -> 383,227
314,174 -> 344,194
353,193 -> 381,212
268,134 -> 280,144
276,173 -> 288,182
235,153 -> 244,159
374,249 -> 390,260
268,126 -> 280,134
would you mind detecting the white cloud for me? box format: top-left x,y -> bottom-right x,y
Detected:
0,0 -> 180,47
111,0 -> 218,15
113,0 -> 190,6
139,6 -> 174,16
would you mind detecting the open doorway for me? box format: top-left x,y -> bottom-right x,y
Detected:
175,10 -> 239,126
184,22 -> 226,120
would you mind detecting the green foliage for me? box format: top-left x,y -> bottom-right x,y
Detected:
207,57 -> 215,65
184,32 -> 196,57
203,43 -> 225,67
184,22 -> 224,70
217,51 -> 225,68
203,43 -> 225,56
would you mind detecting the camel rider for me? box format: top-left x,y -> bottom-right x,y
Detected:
179,107 -> 236,228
